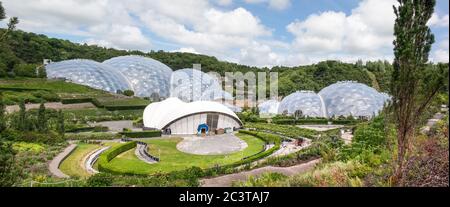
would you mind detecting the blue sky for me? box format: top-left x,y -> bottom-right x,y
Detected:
1,0 -> 448,67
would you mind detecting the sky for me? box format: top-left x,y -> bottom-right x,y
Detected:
1,0 -> 449,68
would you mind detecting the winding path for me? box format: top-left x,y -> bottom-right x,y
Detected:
84,146 -> 111,174
48,144 -> 77,178
201,159 -> 321,187
135,143 -> 158,164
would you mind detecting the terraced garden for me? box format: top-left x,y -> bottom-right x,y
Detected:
98,133 -> 266,175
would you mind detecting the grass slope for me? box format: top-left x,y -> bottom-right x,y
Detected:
59,143 -> 100,178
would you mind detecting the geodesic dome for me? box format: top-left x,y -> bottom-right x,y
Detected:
223,102 -> 243,113
46,59 -> 131,93
170,68 -> 231,102
278,91 -> 327,117
318,81 -> 389,118
103,55 -> 173,98
258,100 -> 280,115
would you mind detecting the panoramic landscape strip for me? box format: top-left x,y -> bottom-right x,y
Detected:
0,0 -> 448,189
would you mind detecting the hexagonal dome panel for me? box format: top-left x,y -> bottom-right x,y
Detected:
318,81 -> 389,118
103,55 -> 173,98
170,68 -> 231,102
258,100 -> 280,115
46,59 -> 131,93
278,91 -> 327,117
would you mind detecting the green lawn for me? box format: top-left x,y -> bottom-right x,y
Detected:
59,143 -> 101,178
63,108 -> 143,122
0,78 -> 150,107
104,133 -> 265,175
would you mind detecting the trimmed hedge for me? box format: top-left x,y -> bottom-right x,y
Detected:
65,132 -> 121,141
0,87 -> 50,92
61,98 -> 94,105
61,97 -> 147,111
98,141 -> 137,174
239,130 -> 282,145
273,119 -> 329,125
65,126 -> 109,133
119,130 -> 161,138
104,105 -> 147,111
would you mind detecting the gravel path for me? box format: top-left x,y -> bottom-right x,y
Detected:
48,144 -> 77,178
6,102 -> 95,113
201,159 -> 321,187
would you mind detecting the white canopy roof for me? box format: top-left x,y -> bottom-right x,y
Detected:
143,97 -> 242,129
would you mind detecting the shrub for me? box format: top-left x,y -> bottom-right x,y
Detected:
104,105 -> 147,111
244,123 -> 317,139
86,173 -> 113,187
13,64 -> 38,78
31,91 -> 60,102
64,132 -> 120,140
119,130 -> 161,138
123,90 -> 135,97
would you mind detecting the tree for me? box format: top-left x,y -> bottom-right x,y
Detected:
390,0 -> 446,185
17,100 -> 26,131
37,102 -> 47,132
56,110 -> 65,137
0,1 -> 19,42
0,93 -> 6,133
0,2 -> 5,21
123,90 -> 135,97
0,140 -> 19,187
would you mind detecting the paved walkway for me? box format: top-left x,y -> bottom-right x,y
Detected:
201,159 -> 321,187
84,146 -> 111,174
177,134 -> 248,155
48,144 -> 77,178
6,102 -> 95,113
135,144 -> 158,164
421,112 -> 446,134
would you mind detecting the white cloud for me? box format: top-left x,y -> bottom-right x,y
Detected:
432,38 -> 449,63
173,47 -> 200,54
215,0 -> 233,6
2,0 -> 151,51
287,0 -> 397,56
428,13 -> 449,28
244,0 -> 291,10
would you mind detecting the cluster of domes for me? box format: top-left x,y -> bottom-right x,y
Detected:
259,81 -> 390,118
46,55 -> 230,102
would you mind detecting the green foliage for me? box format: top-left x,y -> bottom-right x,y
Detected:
244,122 -> 317,139
0,140 -> 20,187
122,90 -> 134,97
0,2 -> 5,21
119,131 -> 161,138
239,130 -> 282,145
86,173 -> 113,187
233,172 -> 288,187
0,93 -> 5,132
64,132 -> 120,141
13,63 -> 37,77
37,103 -> 48,132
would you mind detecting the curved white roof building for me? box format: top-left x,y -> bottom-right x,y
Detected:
278,91 -> 327,117
103,55 -> 173,98
46,59 -> 131,93
143,98 -> 242,135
